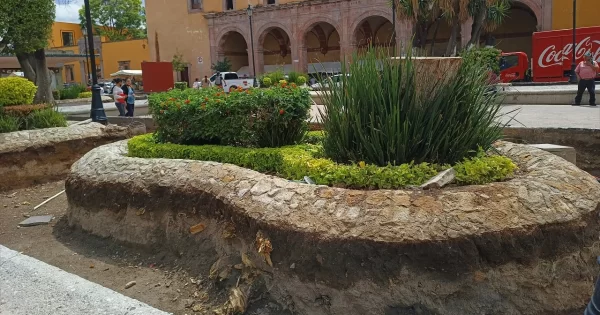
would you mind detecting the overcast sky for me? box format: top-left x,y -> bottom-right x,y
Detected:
54,0 -> 145,23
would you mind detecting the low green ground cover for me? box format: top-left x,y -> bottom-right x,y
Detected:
128,133 -> 516,189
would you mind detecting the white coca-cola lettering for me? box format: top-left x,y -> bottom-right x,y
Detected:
538,37 -> 599,68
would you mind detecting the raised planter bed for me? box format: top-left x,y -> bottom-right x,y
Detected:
65,140 -> 600,314
0,123 -> 144,191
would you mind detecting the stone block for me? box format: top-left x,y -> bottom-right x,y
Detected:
529,144 -> 576,165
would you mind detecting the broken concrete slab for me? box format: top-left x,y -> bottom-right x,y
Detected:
18,215 -> 53,227
421,168 -> 456,190
529,144 -> 576,165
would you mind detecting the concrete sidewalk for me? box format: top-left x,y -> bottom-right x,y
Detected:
58,99 -> 149,116
0,245 -> 170,315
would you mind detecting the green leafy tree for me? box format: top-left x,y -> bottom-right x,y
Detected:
211,58 -> 232,72
79,0 -> 146,41
0,0 -> 56,104
171,51 -> 186,72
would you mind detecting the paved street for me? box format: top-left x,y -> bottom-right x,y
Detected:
309,105 -> 600,129
0,245 -> 170,315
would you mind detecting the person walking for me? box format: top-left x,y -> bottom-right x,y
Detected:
192,78 -> 200,89
121,78 -> 136,117
202,75 -> 210,88
574,52 -> 599,106
214,72 -> 222,88
111,78 -> 126,116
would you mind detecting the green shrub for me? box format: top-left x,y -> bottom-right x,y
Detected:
0,77 -> 37,106
303,130 -> 325,144
461,47 -> 502,74
287,71 -> 301,84
128,134 -> 438,189
128,134 -> 517,189
320,47 -> 504,167
59,84 -> 86,100
148,86 -> 311,148
267,70 -> 285,84
454,153 -> 517,185
262,77 -> 272,88
0,115 -> 19,133
296,75 -> 307,85
174,82 -> 188,90
22,108 -> 67,130
52,90 -> 60,100
78,91 -> 93,98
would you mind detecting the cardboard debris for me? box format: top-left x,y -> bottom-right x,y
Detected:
18,215 -> 53,227
189,223 -> 205,234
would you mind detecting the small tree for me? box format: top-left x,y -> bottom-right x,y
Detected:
171,51 -> 186,72
78,0 -> 146,41
0,0 -> 56,104
211,58 -> 232,72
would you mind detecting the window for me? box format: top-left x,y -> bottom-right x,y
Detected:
62,32 -> 74,47
225,0 -> 234,10
118,61 -> 131,70
190,0 -> 202,10
65,65 -> 74,82
265,0 -> 276,4
499,55 -> 519,71
223,73 -> 238,80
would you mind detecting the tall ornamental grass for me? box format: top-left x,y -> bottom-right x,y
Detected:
319,48 -> 505,166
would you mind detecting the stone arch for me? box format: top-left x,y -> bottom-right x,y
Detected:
349,11 -> 394,47
257,23 -> 293,70
216,26 -> 249,51
302,19 -> 342,74
352,15 -> 395,50
490,0 -> 538,57
513,0 -> 542,29
300,16 -> 341,43
216,29 -> 250,74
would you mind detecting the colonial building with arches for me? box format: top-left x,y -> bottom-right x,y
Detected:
145,0 -> 586,84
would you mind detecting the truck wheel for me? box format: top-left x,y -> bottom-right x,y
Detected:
229,86 -> 237,92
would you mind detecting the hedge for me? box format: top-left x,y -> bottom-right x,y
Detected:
0,105 -> 66,133
128,134 -> 517,189
0,77 -> 37,106
148,86 -> 311,148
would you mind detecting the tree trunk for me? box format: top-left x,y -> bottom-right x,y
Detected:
467,3 -> 487,48
412,21 -> 429,55
16,53 -> 36,83
32,49 -> 54,105
430,18 -> 441,56
445,17 -> 460,56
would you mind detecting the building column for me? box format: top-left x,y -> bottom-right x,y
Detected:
255,48 -> 264,75
291,40 -> 303,73
79,61 -> 86,84
460,18 -> 473,50
396,20 -> 412,56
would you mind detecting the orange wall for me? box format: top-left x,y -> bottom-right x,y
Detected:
50,22 -> 83,48
553,0 -> 600,30
101,39 -> 151,77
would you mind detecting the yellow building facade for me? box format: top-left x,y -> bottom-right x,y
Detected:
48,22 -> 150,85
552,0 -> 600,30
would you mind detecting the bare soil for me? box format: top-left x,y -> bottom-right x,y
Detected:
0,181 -> 285,315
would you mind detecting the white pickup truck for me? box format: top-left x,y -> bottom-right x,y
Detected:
209,72 -> 255,92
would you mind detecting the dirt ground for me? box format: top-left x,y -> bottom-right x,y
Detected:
0,181 -> 285,315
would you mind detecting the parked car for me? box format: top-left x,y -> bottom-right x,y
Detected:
209,72 -> 254,92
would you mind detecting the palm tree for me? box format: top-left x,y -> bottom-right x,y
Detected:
466,0 -> 511,48
392,0 -> 441,53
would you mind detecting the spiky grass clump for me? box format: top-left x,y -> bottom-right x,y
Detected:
319,48 -> 505,166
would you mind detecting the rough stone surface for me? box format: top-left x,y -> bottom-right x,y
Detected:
66,140 -> 600,315
420,167 -> 456,189
0,123 -> 142,191
504,127 -> 600,177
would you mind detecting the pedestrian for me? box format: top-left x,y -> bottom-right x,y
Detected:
574,51 -> 599,106
214,72 -> 222,88
111,78 -> 126,116
192,78 -> 200,89
121,78 -> 136,117
202,75 -> 210,88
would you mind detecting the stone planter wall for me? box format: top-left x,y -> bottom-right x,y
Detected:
0,123 -> 143,191
66,140 -> 600,315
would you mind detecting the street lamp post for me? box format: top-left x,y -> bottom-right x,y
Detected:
569,0 -> 578,83
84,0 -> 107,123
392,0 -> 397,57
82,27 -> 91,85
247,5 -> 258,87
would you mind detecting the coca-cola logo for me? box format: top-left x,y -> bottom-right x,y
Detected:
538,37 -> 600,68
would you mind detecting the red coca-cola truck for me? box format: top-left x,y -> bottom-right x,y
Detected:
499,26 -> 600,83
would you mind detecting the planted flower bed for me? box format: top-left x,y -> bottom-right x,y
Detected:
138,51 -> 516,189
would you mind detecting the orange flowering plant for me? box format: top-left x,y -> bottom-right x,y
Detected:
148,85 -> 311,147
